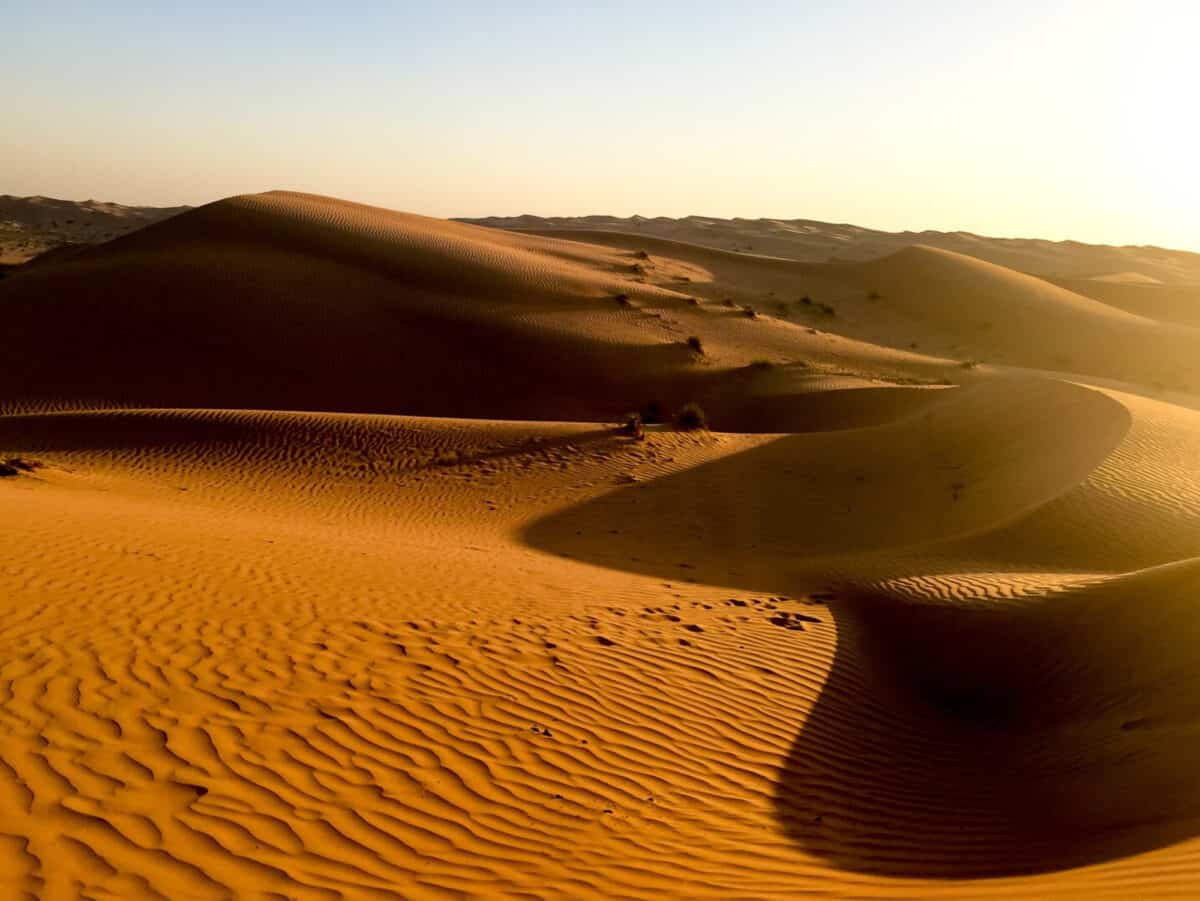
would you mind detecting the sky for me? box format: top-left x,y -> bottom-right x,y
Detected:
6,1 -> 1198,250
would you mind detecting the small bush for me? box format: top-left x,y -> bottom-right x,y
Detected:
0,457 -> 41,477
620,412 -> 646,440
818,303 -> 835,316
800,295 -> 813,305
615,293 -> 632,306
722,298 -> 736,308
742,306 -> 758,319
641,401 -> 666,424
674,402 -> 708,431
959,359 -> 980,370
687,296 -> 701,306
748,359 -> 774,370
686,335 -> 704,355
629,263 -> 646,275
867,290 -> 882,300
634,250 -> 650,260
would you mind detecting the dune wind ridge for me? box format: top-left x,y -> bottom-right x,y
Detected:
3,191 -> 1200,898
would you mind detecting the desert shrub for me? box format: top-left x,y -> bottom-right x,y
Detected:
959,359 -> 980,370
641,401 -> 665,424
674,402 -> 708,431
742,306 -> 758,319
687,296 -> 701,306
800,295 -> 813,305
615,293 -> 632,306
818,303 -> 835,316
634,250 -> 650,260
686,335 -> 704,355
722,298 -> 736,307
868,290 -> 882,300
748,359 -> 774,370
0,457 -> 41,477
620,412 -> 646,440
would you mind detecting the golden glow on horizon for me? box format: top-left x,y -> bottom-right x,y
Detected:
4,1 -> 1197,250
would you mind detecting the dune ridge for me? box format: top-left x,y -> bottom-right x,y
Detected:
461,213 -> 1200,285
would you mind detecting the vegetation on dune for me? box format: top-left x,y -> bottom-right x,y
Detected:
619,412 -> 646,440
674,402 -> 708,431
640,401 -> 665,424
0,457 -> 41,478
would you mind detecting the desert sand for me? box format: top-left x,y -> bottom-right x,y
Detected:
462,213 -> 1200,286
3,191 -> 1200,898
0,196 -> 188,267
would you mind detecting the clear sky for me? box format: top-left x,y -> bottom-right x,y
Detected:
6,1 -> 1198,250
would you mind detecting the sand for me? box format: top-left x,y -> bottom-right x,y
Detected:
0,195 -> 188,266
461,213 -> 1200,285
2,191 -> 1200,898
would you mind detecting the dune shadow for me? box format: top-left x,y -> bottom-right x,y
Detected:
519,404 -> 1200,878
770,584 -> 1200,877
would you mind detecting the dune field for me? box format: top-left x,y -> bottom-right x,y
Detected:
0,196 -> 188,267
4,191 -> 1200,898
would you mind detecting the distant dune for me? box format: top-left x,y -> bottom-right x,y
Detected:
462,213 -> 1200,286
4,191 -> 1200,898
0,194 -> 189,264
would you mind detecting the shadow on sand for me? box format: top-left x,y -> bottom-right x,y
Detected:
519,428 -> 1200,878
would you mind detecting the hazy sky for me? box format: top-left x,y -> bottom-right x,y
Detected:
6,1 -> 1198,250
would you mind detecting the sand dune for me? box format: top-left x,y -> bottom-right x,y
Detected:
518,229 -> 1200,389
463,213 -> 1200,285
3,191 -> 1200,898
0,194 -> 188,265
